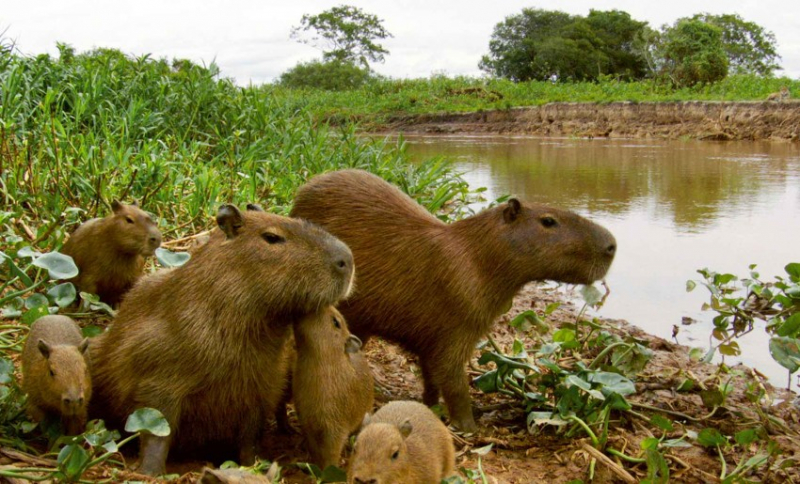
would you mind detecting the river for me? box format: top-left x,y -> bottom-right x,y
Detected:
400,134 -> 800,390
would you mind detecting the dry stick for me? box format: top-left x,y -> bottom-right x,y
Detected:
15,219 -> 35,241
579,441 -> 637,484
160,229 -> 211,249
118,168 -> 139,202
0,447 -> 58,467
668,454 -> 720,483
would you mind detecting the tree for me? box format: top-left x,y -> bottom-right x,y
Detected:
659,19 -> 729,86
290,5 -> 392,69
691,13 -> 781,76
278,59 -> 372,91
479,8 -> 649,82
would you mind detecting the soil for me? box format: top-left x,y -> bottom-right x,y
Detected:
369,101 -> 800,142
2,285 -> 799,483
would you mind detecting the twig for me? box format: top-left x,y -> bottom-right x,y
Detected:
579,441 -> 637,484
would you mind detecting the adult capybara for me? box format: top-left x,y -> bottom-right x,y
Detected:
89,204 -> 354,476
348,400 -> 455,484
61,200 -> 161,305
293,306 -> 373,469
22,315 -> 91,435
291,169 -> 616,431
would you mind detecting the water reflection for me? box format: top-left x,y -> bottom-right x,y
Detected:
401,135 -> 800,389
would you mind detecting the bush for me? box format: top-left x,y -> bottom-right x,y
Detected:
279,60 -> 373,91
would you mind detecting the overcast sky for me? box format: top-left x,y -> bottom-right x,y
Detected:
3,1 -> 799,84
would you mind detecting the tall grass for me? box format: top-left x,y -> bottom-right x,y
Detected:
0,48 -> 473,248
267,74 -> 800,126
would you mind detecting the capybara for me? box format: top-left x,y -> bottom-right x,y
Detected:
61,200 -> 161,305
293,306 -> 373,469
348,401 -> 455,484
22,315 -> 91,435
291,169 -> 616,431
89,204 -> 354,476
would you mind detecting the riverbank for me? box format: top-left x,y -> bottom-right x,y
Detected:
371,101 -> 800,141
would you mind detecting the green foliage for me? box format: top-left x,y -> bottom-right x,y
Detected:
687,263 -> 800,389
290,5 -> 392,68
657,19 -> 729,86
479,8 -> 649,81
691,13 -> 781,76
279,59 -> 374,91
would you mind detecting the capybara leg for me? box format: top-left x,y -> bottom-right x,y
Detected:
26,403 -> 46,423
239,414 -> 263,466
305,428 -> 339,469
421,360 -> 441,406
138,433 -> 171,476
436,360 -> 477,432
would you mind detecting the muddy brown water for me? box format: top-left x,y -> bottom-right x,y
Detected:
398,134 -> 800,391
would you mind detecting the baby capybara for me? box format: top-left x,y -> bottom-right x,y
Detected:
348,400 -> 455,484
291,169 -> 616,431
89,204 -> 354,476
22,315 -> 91,435
293,306 -> 373,469
61,200 -> 161,305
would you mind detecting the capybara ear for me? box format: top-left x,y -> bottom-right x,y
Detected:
111,200 -> 124,214
503,198 -> 522,223
216,204 -> 245,239
37,339 -> 52,359
246,203 -> 264,212
361,412 -> 371,429
345,335 -> 362,354
399,418 -> 413,438
78,338 -> 90,355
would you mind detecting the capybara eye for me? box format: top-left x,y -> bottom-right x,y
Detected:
391,450 -> 399,460
333,317 -> 342,329
540,216 -> 558,228
125,216 -> 135,224
261,232 -> 285,244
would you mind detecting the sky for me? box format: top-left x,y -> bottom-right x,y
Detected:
3,1 -> 799,84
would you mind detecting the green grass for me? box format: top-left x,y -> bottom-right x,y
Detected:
0,48 -> 474,250
267,74 -> 800,127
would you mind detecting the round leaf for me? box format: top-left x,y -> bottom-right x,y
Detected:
47,282 -> 77,308
57,443 -> 90,481
0,357 -> 14,384
697,428 -> 726,447
33,252 -> 79,280
24,293 -> 49,309
155,248 -> 191,268
769,336 -> 800,373
125,407 -> 171,436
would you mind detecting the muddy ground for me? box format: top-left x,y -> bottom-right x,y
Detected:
2,284 -> 799,483
371,101 -> 800,142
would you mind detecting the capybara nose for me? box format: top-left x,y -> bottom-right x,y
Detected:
606,243 -> 616,256
354,478 -> 377,484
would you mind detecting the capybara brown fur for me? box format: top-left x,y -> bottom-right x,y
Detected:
22,315 -> 91,435
291,169 -> 617,431
348,400 -> 455,484
293,306 -> 373,469
89,204 -> 354,476
61,200 -> 161,305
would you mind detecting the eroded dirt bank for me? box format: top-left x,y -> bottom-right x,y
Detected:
376,101 -> 800,141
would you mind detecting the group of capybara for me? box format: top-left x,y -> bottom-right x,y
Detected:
20,169 -> 616,482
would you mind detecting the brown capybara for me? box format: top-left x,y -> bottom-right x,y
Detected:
61,200 -> 161,305
291,169 -> 616,431
293,306 -> 373,469
22,315 -> 91,435
89,204 -> 354,476
348,400 -> 455,484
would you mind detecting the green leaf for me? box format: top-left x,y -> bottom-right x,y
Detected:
777,314 -> 800,338
477,351 -> 538,372
24,293 -> 49,309
686,280 -> 697,292
769,337 -> 800,373
650,415 -> 674,432
700,389 -> 725,409
472,443 -> 494,455
82,325 -> 104,338
735,428 -> 759,446
0,358 -> 14,384
697,428 -> 726,447
785,263 -> 800,281
2,296 -> 25,318
47,283 -> 77,308
527,411 -> 568,433
320,465 -> 348,483
644,447 -> 670,483
33,252 -> 79,280
155,248 -> 191,268
57,443 -> 90,481
125,408 -> 171,436
718,341 -> 741,356
473,370 -> 500,393
21,305 -> 51,326
640,436 -> 660,450
676,378 -> 695,392
6,254 -> 34,288
588,371 -> 636,397
579,284 -> 603,306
